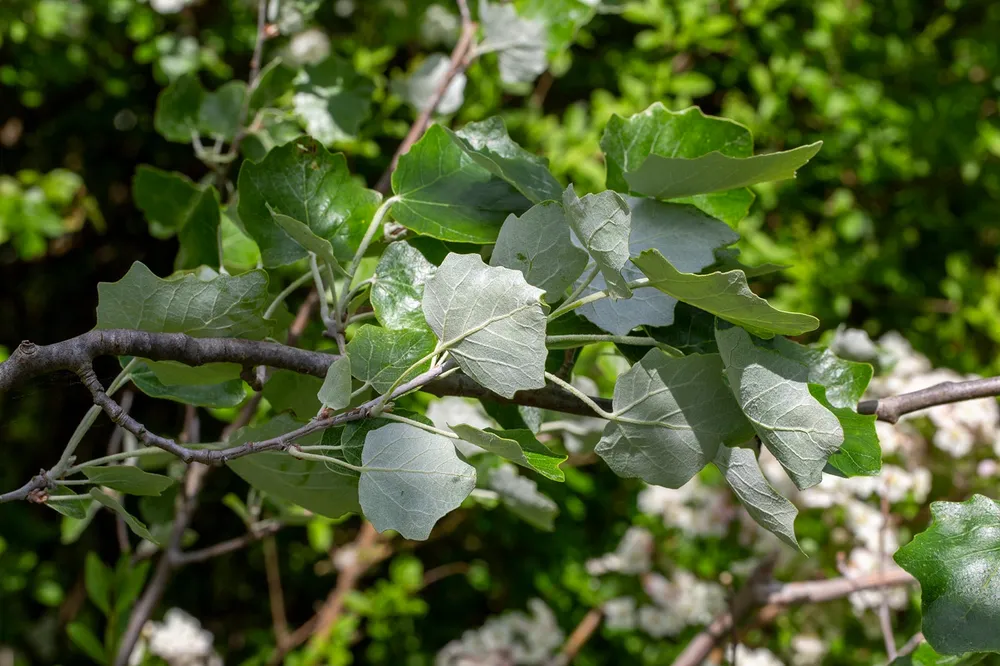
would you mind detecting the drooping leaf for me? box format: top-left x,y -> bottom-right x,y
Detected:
89,489 -> 158,544
450,424 -> 566,481
392,53 -> 466,115
715,325 -> 843,490
317,355 -> 352,410
227,414 -> 361,519
292,56 -> 373,144
449,117 -> 563,203
890,643 -> 987,665
268,208 -> 345,277
575,198 -> 738,335
249,58 -> 296,113
479,1 -> 548,84
96,261 -> 276,339
370,242 -> 436,330
84,552 -> 112,614
633,249 -> 819,338
44,487 -> 90,519
359,423 -> 476,540
423,253 -> 548,398
391,124 -> 530,243
263,370 -> 323,419
597,349 -> 753,488
713,445 -> 800,550
128,360 -> 247,408
562,185 -> 632,299
66,623 -> 107,664
346,326 -> 437,395
488,463 -> 558,531
154,73 -> 203,143
711,248 -> 787,279
490,201 -> 588,299
133,166 -> 221,269
82,467 -> 175,496
198,80 -> 247,140
895,495 -> 1000,655
238,136 -> 381,266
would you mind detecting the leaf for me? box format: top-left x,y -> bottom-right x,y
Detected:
601,103 -> 755,224
392,53 -> 466,115
268,208 -> 345,277
67,622 -> 107,664
227,414 -> 361,519
488,463 -> 558,531
96,261 -> 276,339
154,73 -> 203,142
597,349 -> 753,488
292,56 -> 373,144
575,198 -> 738,335
626,143 -> 823,200
263,370 -> 323,419
711,248 -> 787,279
237,136 -> 381,267
515,0 -> 598,57
82,467 -> 175,496
84,552 -> 112,615
449,117 -> 563,204
133,166 -> 221,270
715,325 -> 843,490
713,445 -> 799,550
890,643 -> 987,665
198,80 -> 247,140
562,185 -> 632,299
89,489 -> 158,544
128,359 -> 248,408
450,425 -> 566,481
249,58 -> 296,112
479,1 -> 548,84
318,355 -> 352,410
391,124 -> 531,243
335,411 -> 433,471
645,303 -> 719,355
895,495 -> 1000,655
423,253 -> 548,398
359,423 -> 476,540
632,249 -> 819,338
490,201 -> 588,299
370,241 -> 436,331
346,326 -> 437,395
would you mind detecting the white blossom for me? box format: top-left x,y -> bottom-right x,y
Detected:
436,599 -> 563,666
636,477 -> 732,537
830,326 -> 878,362
585,526 -> 653,575
602,597 -> 637,631
133,608 -> 222,666
731,644 -> 784,666
285,29 -> 331,66
842,548 -> 909,613
791,635 -> 827,666
149,0 -> 191,14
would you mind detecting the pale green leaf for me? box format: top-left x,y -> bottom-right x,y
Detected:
268,207 -> 345,277
263,370 -> 323,419
346,326 -> 437,395
488,463 -> 558,531
423,253 -> 548,398
318,355 -> 352,410
392,53 -> 466,115
292,56 -> 373,144
515,0 -> 598,57
198,80 -> 247,140
713,445 -> 799,550
597,349 -> 753,488
82,467 -> 175,496
249,58 -> 295,113
45,487 -> 90,519
89,489 -> 158,544
632,249 -> 819,338
562,185 -> 632,299
128,360 -> 247,408
490,201 -> 588,299
479,1 -> 548,84
359,423 -> 476,540
450,424 -> 566,481
370,241 -> 436,331
716,325 -> 843,490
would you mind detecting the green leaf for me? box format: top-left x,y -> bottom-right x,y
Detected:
633,249 -> 819,338
480,1 -> 548,84
626,143 -> 823,200
359,423 -> 476,540
335,410 -> 433,470
67,622 -> 107,664
268,207 -> 345,277
237,136 -> 381,267
423,253 -> 548,398
227,414 -> 361,519
895,495 -> 1000,655
346,326 -> 436,395
45,487 -> 90,519
249,58 -> 296,113
96,261 -> 276,339
391,124 -> 530,243
84,552 -> 112,615
715,325 -> 843,490
575,198 -> 738,335
370,241 -> 436,331
645,303 -> 719,355
488,463 -> 558,531
713,445 -> 800,551
711,248 -> 787,279
597,349 -> 753,488
393,53 -> 466,115
448,117 -> 563,204
128,360 -> 248,408
562,185 -> 632,299
89,489 -> 158,544
115,560 -> 151,614
450,425 -> 566,481
263,370 -> 323,419
890,643 -> 987,665
515,0 -> 598,58
133,166 -> 221,270
601,103 -> 755,224
293,56 -> 373,144
198,80 -> 247,140
490,201 -> 588,299
318,355 -> 352,410
154,73 -> 203,143
82,467 -> 174,496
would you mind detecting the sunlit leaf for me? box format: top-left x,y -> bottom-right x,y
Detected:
451,424 -> 566,481
346,326 -> 437,395
370,241 -> 436,331
713,445 -> 799,550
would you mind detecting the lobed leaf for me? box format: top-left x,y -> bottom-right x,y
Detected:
713,445 -> 800,550
133,166 -> 221,270
562,185 -> 632,299
370,241 -> 436,331
346,326 -> 437,395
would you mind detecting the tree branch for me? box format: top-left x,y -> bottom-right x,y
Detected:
858,376 -> 1000,423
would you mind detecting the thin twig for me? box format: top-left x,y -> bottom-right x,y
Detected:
374,1 -> 476,194
858,376 -> 1000,423
553,607 -> 603,665
420,562 -> 470,588
878,490 -> 897,661
263,536 -> 290,646
171,520 -> 284,566
897,632 -> 924,658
